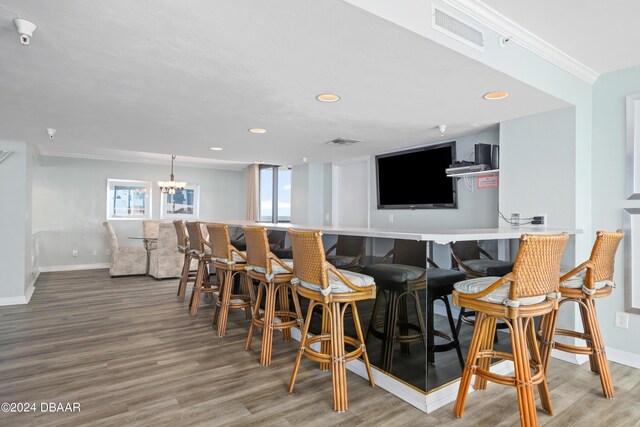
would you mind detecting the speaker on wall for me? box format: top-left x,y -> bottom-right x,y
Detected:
474,143 -> 492,166
491,145 -> 500,169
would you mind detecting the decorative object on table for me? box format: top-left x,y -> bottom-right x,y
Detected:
626,93 -> 640,199
288,228 -> 376,412
325,235 -> 366,272
243,225 -> 302,366
158,154 -> 186,195
148,223 -> 184,279
102,221 -> 147,277
452,233 -> 568,427
106,179 -> 152,220
207,223 -> 253,338
160,184 -> 199,220
362,239 -> 467,373
538,230 -> 623,399
624,209 -> 640,314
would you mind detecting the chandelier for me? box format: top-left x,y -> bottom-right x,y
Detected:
158,155 -> 186,195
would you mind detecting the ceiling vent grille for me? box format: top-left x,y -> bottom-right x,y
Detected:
326,138 -> 361,146
432,7 -> 484,51
0,151 -> 12,163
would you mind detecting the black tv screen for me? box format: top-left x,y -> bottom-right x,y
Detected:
376,142 -> 457,209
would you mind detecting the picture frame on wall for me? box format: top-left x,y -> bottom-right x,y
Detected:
160,184 -> 200,220
626,93 -> 640,199
106,179 -> 152,220
624,208 -> 640,314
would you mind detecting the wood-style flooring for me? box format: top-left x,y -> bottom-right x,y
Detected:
1,269 -> 639,426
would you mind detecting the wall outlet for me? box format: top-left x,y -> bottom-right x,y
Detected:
388,214 -> 394,223
533,213 -> 548,226
72,249 -> 78,257
615,311 -> 629,329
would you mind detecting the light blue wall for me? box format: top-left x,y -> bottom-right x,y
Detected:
32,156 -> 245,268
592,65 -> 640,354
0,140 -> 32,300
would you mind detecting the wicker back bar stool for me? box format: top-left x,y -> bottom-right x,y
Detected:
185,221 -> 218,316
174,220 -> 197,302
243,226 -> 303,366
452,233 -> 568,427
325,235 -> 367,271
538,230 -> 623,398
206,223 -> 254,337
288,229 -> 376,412
362,239 -> 467,372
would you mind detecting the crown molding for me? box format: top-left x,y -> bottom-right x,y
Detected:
441,0 -> 599,84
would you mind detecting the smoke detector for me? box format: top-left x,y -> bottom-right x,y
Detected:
326,138 -> 362,146
47,128 -> 56,139
14,18 -> 37,45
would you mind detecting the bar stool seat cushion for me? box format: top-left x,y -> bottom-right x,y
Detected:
463,259 -> 514,276
454,276 -> 546,306
213,251 -> 247,264
361,264 -> 424,284
299,269 -> 375,294
560,270 -> 614,289
326,255 -> 357,268
250,259 -> 293,276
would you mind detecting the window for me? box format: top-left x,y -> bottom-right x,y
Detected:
259,165 -> 291,222
106,179 -> 152,220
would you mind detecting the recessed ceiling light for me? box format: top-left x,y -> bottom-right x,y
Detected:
316,93 -> 341,103
483,91 -> 510,100
209,147 -> 223,151
249,128 -> 266,134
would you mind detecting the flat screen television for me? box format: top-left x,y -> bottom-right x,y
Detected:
376,141 -> 457,209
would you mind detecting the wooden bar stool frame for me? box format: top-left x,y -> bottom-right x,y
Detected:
288,229 -> 376,412
243,226 -> 303,366
174,220 -> 197,302
538,230 -> 624,398
185,221 -> 219,317
453,233 -> 568,427
207,223 -> 255,338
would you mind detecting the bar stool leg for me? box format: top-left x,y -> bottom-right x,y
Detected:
245,282 -> 265,352
579,302 -> 598,373
320,306 -> 331,371
177,252 -> 190,302
585,299 -> 614,398
441,296 -> 464,371
260,282 -> 276,366
380,291 -> 400,372
474,316 -> 496,390
289,301 -> 316,393
244,274 -> 255,320
189,260 -> 205,316
278,284 -> 292,342
526,318 -> 553,415
330,302 -> 348,412
350,301 -> 375,387
214,269 -> 233,337
511,317 -> 538,427
538,309 -> 557,377
454,312 -> 487,418
398,295 -> 411,354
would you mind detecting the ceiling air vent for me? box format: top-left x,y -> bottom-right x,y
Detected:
326,138 -> 362,146
432,7 -> 485,51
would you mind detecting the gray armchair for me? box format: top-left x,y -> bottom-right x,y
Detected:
103,221 -> 147,277
149,223 -> 184,279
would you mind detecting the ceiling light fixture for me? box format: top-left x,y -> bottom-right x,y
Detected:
316,93 -> 341,103
438,124 -> 447,136
248,128 -> 266,134
158,155 -> 186,195
209,147 -> 223,151
14,18 -> 36,45
483,91 -> 510,100
47,128 -> 56,139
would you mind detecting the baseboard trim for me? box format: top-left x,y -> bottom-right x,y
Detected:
39,263 -> 110,272
606,346 -> 640,369
0,282 -> 36,306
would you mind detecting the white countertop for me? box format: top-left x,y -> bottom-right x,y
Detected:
213,220 -> 581,245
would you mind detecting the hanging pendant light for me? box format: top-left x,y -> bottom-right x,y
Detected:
158,155 -> 186,195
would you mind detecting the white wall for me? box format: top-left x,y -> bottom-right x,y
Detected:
592,65 -> 640,355
0,140 -> 33,302
32,156 -> 245,268
291,163 -> 324,226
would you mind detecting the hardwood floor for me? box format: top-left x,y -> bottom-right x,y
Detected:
1,269 -> 639,426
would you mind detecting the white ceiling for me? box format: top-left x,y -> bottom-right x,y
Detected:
483,0 -> 640,75
0,1 -> 568,168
